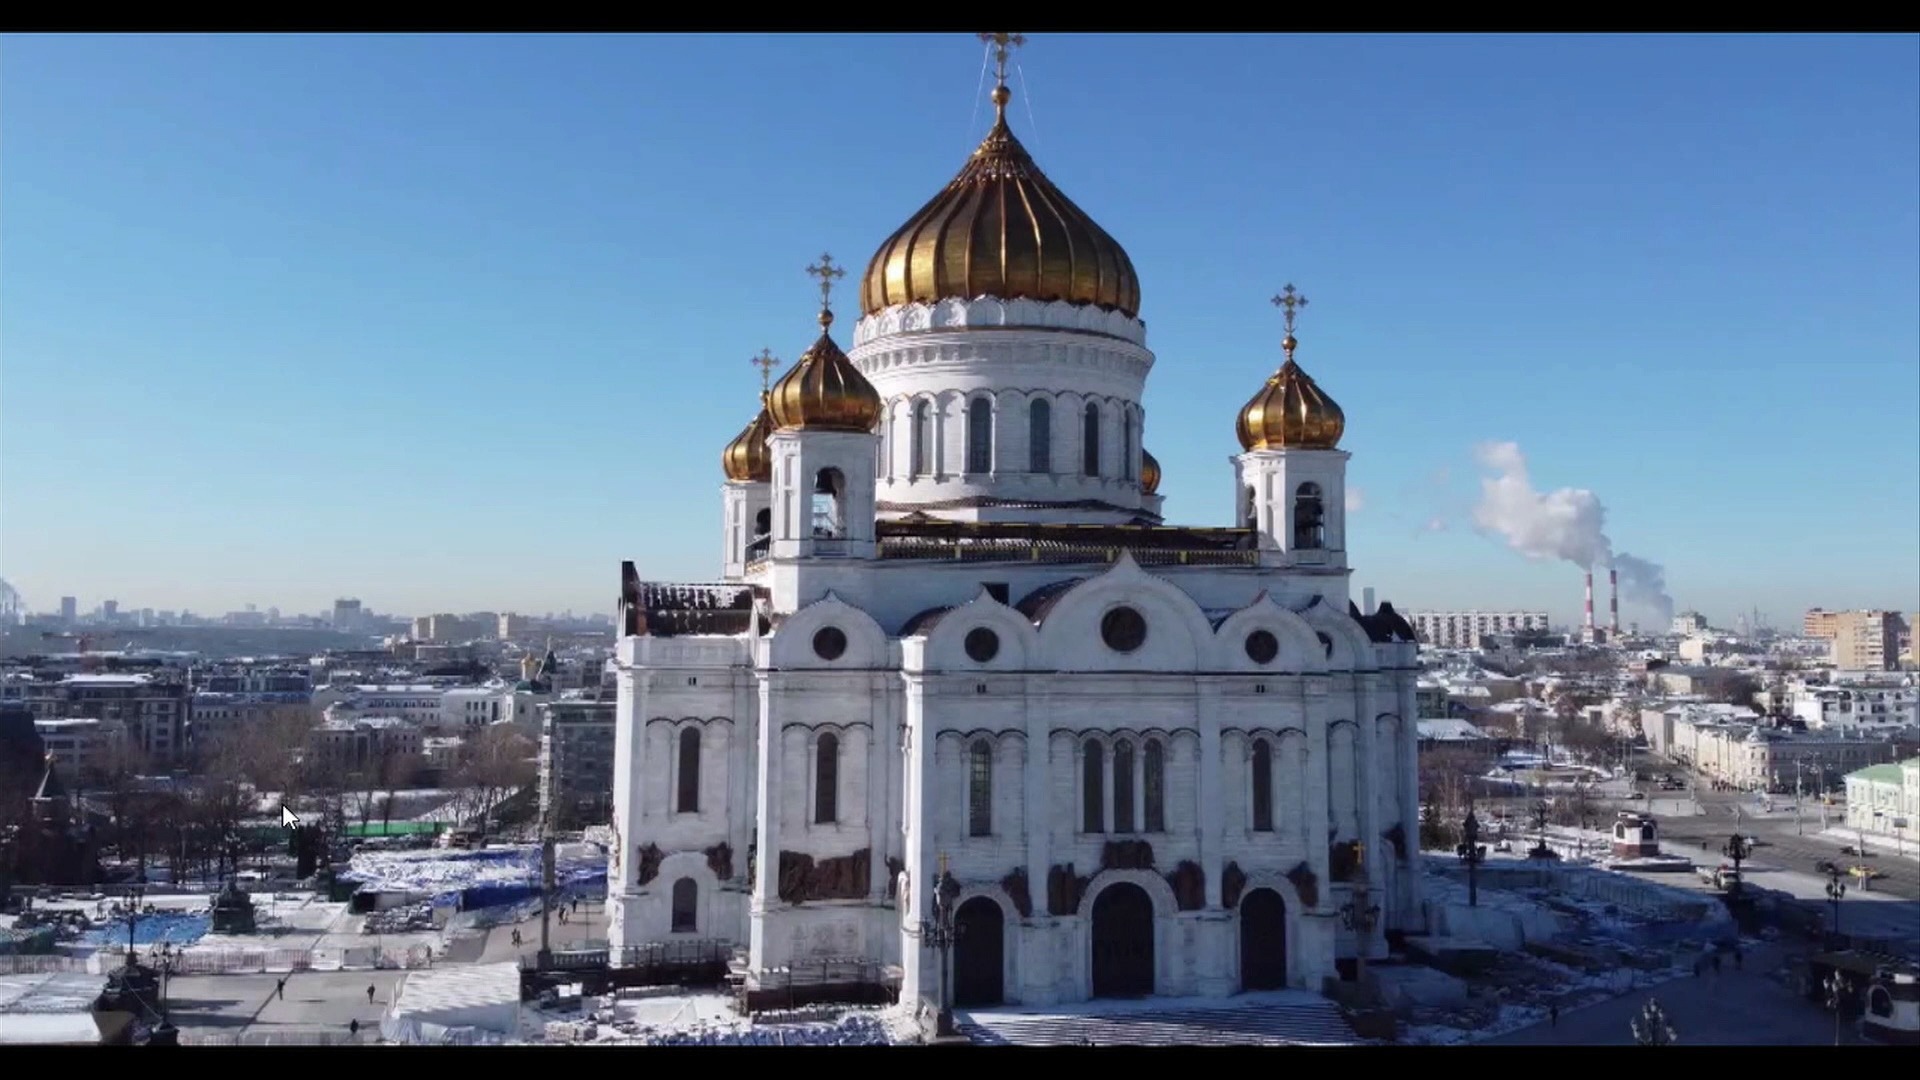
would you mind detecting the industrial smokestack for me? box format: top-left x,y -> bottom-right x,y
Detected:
1584,571 -> 1596,631
1609,568 -> 1621,635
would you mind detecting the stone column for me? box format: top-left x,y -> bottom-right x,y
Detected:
1197,679 -> 1224,908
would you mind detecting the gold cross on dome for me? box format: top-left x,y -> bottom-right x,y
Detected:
805,253 -> 846,312
750,348 -> 779,395
1271,283 -> 1308,335
979,32 -> 1026,87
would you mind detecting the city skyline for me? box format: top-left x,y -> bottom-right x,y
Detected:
3,34 -> 1915,625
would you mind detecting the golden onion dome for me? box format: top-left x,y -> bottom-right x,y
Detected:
859,85 -> 1141,319
766,309 -> 884,434
1236,334 -> 1346,451
721,398 -> 775,482
1140,448 -> 1162,495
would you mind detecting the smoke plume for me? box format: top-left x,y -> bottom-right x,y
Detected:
1469,440 -> 1676,621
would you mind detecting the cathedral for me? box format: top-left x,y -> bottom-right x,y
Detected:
607,40 -> 1423,1023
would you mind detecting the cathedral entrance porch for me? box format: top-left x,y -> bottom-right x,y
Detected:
1238,889 -> 1288,991
953,896 -> 1005,1007
1090,882 -> 1155,999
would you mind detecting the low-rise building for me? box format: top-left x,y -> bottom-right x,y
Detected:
32,717 -> 127,779
1844,757 -> 1918,847
308,716 -> 422,769
1792,679 -> 1920,733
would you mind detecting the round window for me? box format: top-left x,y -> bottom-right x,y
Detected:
1100,606 -> 1148,653
812,626 -> 848,661
964,627 -> 1001,663
1245,629 -> 1279,664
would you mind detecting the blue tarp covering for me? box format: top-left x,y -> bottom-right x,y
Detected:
78,912 -> 211,947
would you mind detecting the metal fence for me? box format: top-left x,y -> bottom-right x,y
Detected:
0,943 -> 435,977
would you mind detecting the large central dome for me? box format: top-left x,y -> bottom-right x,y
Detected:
859,86 -> 1141,319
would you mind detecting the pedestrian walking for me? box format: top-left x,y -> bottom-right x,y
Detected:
367,984 -> 376,1004
276,977 -> 285,1000
349,1018 -> 360,1038
511,929 -> 522,947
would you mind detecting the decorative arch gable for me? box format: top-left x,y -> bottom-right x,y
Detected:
1034,552 -> 1213,673
918,585 -> 1040,672
1210,590 -> 1327,674
768,591 -> 890,669
1296,597 -> 1377,672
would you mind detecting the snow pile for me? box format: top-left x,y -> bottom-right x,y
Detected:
619,1012 -> 894,1046
542,992 -> 898,1046
341,843 -> 607,910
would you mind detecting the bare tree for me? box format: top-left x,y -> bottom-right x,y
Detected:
1419,745 -> 1493,850
380,751 -> 424,830
455,726 -> 536,838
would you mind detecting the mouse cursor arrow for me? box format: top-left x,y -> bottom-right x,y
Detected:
281,806 -> 301,830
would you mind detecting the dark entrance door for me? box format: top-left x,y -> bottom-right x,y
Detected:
952,896 -> 1004,1007
1239,888 -> 1288,991
1091,882 -> 1155,998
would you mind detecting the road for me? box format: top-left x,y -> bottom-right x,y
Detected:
1633,785 -> 1920,950
1485,942 -> 1869,1046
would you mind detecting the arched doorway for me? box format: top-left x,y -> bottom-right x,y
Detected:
1239,888 -> 1288,991
1091,882 -> 1155,998
952,896 -> 1005,1007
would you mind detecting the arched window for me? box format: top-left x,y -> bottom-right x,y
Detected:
1244,486 -> 1260,532
1113,739 -> 1136,834
811,468 -> 844,539
815,732 -> 839,825
1293,483 -> 1326,550
968,739 -> 993,837
1082,402 -> 1101,476
753,508 -> 771,537
1121,408 -> 1134,481
1251,738 -> 1274,832
911,400 -> 933,477
670,877 -> 697,932
1082,740 -> 1105,833
966,397 -> 993,474
1143,738 -> 1165,833
1028,399 -> 1051,473
676,727 -> 701,814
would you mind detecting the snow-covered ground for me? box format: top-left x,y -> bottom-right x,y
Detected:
535,990 -> 902,1046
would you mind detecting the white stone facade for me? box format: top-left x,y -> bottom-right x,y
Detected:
607,132 -> 1422,1026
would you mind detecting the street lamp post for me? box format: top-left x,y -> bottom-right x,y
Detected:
147,941 -> 179,1045
125,882 -> 145,966
1824,865 -> 1847,937
1528,801 -> 1554,859
1721,833 -> 1752,897
1822,971 -> 1848,1046
1630,997 -> 1676,1045
1456,801 -> 1486,908
920,853 -> 964,1039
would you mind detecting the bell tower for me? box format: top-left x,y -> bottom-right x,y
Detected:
766,254 -> 884,562
1233,284 -> 1351,572
720,349 -> 779,579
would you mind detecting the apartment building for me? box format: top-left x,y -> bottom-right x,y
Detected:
1792,679 -> 1920,733
33,717 -> 128,780
538,698 -> 617,830
308,715 -> 422,769
1844,757 -> 1918,846
7,672 -> 190,765
1805,609 -> 1908,670
1408,610 -> 1550,649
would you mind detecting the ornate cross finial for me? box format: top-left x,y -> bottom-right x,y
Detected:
750,349 -> 779,396
1271,283 -> 1307,360
979,32 -> 1025,89
805,253 -> 845,325
1271,283 -> 1308,334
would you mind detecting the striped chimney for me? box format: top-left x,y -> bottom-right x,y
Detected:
1609,568 -> 1621,635
1584,571 -> 1595,630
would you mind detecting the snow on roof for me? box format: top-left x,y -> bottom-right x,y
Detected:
58,673 -> 154,685
1419,719 -> 1493,741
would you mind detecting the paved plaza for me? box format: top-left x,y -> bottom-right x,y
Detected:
166,970 -> 409,1043
1486,943 -> 1869,1046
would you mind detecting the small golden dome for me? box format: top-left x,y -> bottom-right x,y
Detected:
1140,448 -> 1162,495
859,93 -> 1141,318
1236,342 -> 1346,452
722,398 -> 774,482
767,310 -> 884,434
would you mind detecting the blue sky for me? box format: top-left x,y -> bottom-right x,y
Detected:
3,33 -> 1915,628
